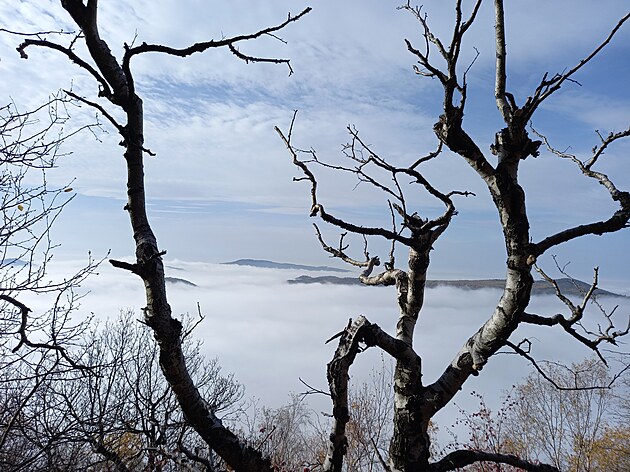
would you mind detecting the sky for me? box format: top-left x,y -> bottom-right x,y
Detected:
1,0 -> 630,443
1,0 -> 629,284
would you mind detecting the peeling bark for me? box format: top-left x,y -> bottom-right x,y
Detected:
284,3 -> 629,472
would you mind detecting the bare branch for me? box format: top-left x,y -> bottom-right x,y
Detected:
275,112 -> 318,212
228,43 -> 295,76
430,448 -> 560,471
0,294 -> 89,370
313,225 -> 404,289
123,8 -> 311,76
531,129 -> 630,256
530,11 -> 630,108
517,263 -> 629,363
398,3 -> 449,72
448,0 -> 482,79
298,377 -> 330,398
409,141 -> 443,170
493,0 -> 512,122
108,258 -> 140,275
586,126 -> 630,170
17,39 -> 113,99
404,39 -> 448,83
63,89 -> 124,134
503,343 -> 629,394
459,0 -> 483,36
345,126 -> 457,223
0,28 -> 75,37
276,120 -> 414,245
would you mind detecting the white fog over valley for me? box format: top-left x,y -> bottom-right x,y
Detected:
23,258 -> 630,436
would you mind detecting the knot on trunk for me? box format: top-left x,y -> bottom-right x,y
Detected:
491,127 -> 542,161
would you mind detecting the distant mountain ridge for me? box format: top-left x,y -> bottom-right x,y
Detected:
165,276 -> 197,287
288,275 -> 626,298
2,258 -> 28,266
167,259 -> 626,298
223,259 -> 349,273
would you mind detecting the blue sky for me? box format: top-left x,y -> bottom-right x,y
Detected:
2,1 -> 628,289
2,0 -> 630,442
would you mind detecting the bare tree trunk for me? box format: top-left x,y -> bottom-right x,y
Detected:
389,246 -> 432,471
389,362 -> 431,471
119,83 -> 274,472
282,3 -> 628,471
13,2 -> 308,470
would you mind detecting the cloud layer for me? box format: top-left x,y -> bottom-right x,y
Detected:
23,259 -> 630,425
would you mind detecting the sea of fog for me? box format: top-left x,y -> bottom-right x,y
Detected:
19,259 -> 630,443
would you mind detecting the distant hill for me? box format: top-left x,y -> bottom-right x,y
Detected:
165,265 -> 186,271
2,258 -> 28,267
223,259 -> 349,273
288,275 -> 626,298
289,275 -> 360,286
165,277 -> 197,287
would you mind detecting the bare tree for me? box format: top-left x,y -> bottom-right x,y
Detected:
447,358 -> 630,472
0,96 -> 100,471
1,310 -> 244,472
502,359 -> 620,472
12,2 -> 310,470
343,358 -> 395,471
240,359 -> 397,472
276,1 -> 630,471
242,394 -> 322,472
0,97 -> 99,363
58,311 -> 245,471
448,391 -> 523,472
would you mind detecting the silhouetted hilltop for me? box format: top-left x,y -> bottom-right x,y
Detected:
165,276 -> 197,287
223,259 -> 349,273
287,275 -> 626,298
2,258 -> 28,266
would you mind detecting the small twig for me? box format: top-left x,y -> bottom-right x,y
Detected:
1,294 -> 90,370
298,377 -> 330,398
181,302 -> 205,340
63,89 -> 124,134
505,340 -> 622,390
370,436 -> 391,472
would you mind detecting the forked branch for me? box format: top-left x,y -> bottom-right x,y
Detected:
275,115 -> 414,246
323,315 -> 421,471
525,11 -> 630,113
505,340 -> 630,391
312,225 -> 403,287
123,8 -> 311,77
276,112 -> 465,255
531,128 -> 630,256
0,294 -> 89,370
17,38 -> 113,99
519,263 -> 629,363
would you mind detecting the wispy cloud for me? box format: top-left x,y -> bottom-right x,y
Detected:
2,1 -> 628,309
